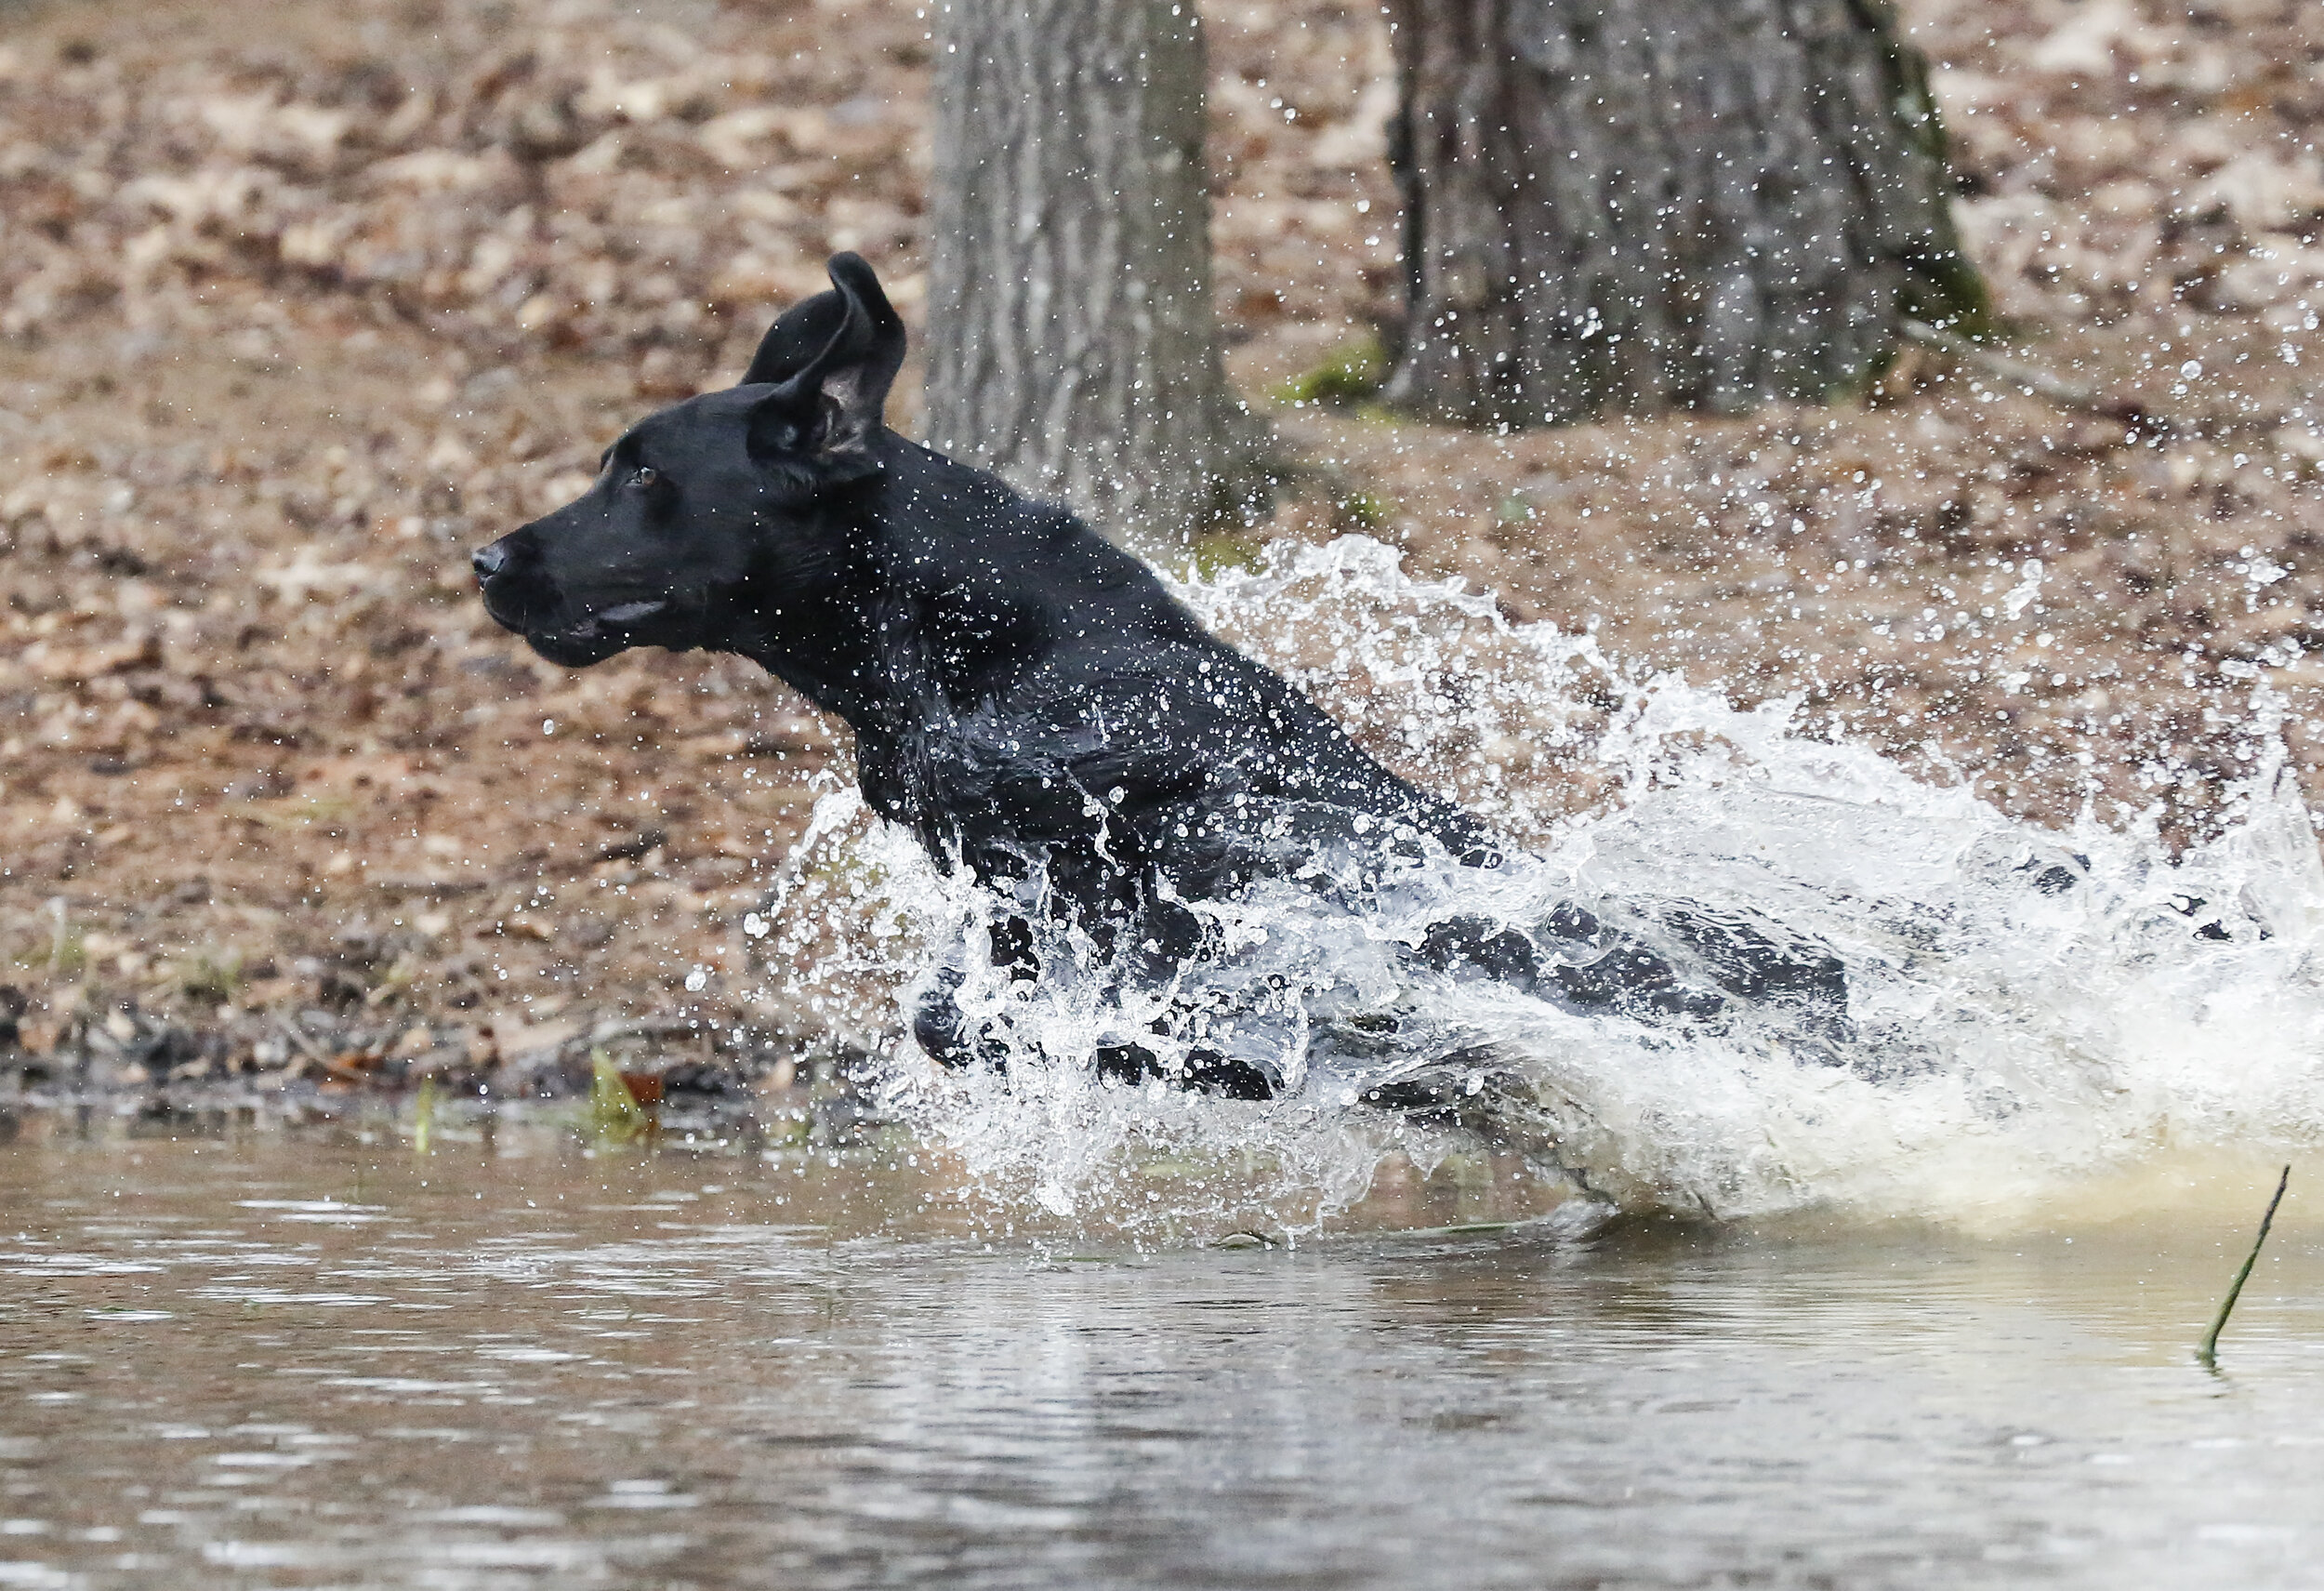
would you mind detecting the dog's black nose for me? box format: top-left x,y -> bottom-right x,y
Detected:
472,543 -> 508,581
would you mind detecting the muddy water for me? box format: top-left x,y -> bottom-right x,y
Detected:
1,1121 -> 2319,1590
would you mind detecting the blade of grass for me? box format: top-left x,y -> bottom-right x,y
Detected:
2197,1164 -> 2291,1369
413,1076 -> 438,1156
589,1048 -> 651,1145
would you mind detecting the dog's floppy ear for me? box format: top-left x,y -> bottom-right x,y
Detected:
740,285 -> 846,387
744,253 -> 905,484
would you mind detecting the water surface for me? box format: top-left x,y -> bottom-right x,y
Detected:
2,1123 -> 2318,1589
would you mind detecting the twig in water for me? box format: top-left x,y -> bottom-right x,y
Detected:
2198,1164 -> 2291,1369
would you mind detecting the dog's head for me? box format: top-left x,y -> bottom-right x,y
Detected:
474,252 -> 905,668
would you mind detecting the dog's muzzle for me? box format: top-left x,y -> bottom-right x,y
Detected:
473,528 -> 680,666
473,535 -> 547,635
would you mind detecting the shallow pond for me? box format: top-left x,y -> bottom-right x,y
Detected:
1,1119 -> 2318,1589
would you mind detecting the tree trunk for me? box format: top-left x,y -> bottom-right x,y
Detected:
1382,0 -> 1987,428
924,0 -> 1270,551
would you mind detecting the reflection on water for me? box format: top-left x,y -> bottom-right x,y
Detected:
1,1122 -> 2319,1590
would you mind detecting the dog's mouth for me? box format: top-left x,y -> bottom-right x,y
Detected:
516,597 -> 677,667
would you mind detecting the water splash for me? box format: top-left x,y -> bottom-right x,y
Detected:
754,537 -> 2324,1233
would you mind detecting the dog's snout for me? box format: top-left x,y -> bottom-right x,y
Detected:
473,533 -> 545,636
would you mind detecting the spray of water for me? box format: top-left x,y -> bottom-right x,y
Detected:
752,537 -> 2324,1235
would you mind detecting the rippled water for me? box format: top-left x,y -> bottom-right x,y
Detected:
3,1125 -> 2320,1589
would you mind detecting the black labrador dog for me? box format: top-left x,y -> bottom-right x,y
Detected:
476,254 -> 1844,1095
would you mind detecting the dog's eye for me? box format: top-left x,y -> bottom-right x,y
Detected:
632,466 -> 658,487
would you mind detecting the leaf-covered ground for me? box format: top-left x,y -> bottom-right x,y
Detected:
1,0 -> 2319,1109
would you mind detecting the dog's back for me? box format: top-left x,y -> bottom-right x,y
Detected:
851,430 -> 1498,898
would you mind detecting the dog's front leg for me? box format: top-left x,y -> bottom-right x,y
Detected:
910,909 -> 1045,1072
910,966 -> 983,1070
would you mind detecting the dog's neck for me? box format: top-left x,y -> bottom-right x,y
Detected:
722,568 -> 889,726
727,432 -> 1196,734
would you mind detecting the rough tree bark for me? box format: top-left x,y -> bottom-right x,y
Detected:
1382,0 -> 1987,428
924,0 -> 1271,550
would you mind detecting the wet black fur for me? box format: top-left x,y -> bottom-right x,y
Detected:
476,255 -> 1843,1095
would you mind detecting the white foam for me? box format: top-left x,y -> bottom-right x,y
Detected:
753,537 -> 2324,1231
